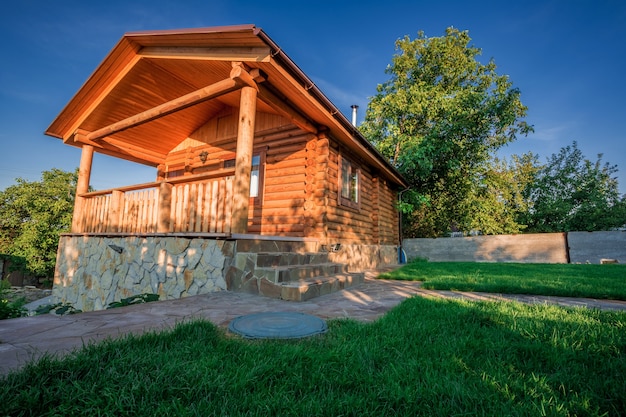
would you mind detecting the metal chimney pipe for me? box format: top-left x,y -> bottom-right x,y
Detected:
351,105 -> 359,126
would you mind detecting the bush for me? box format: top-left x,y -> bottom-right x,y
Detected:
0,280 -> 27,320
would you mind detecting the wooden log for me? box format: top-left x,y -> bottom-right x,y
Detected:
266,143 -> 306,156
157,182 -> 173,233
85,69 -> 252,142
264,173 -> 305,186
257,83 -> 318,134
71,145 -> 94,232
108,190 -> 123,233
265,183 -> 304,195
231,86 -> 257,233
258,198 -> 306,209
263,189 -> 306,202
224,176 -> 234,234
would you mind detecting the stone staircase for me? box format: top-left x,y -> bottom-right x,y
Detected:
226,250 -> 364,301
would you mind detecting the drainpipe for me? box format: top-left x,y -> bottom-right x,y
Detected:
397,186 -> 411,264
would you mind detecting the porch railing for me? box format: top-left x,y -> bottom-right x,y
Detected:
74,170 -> 235,235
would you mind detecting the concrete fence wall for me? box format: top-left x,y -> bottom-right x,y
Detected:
568,231 -> 626,264
403,231 -> 626,264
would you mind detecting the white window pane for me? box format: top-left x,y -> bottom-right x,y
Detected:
250,169 -> 259,197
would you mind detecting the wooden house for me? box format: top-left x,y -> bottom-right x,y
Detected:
45,25 -> 407,311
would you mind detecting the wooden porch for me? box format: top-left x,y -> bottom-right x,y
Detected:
73,170 -> 235,235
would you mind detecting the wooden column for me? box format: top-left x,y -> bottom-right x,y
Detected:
231,85 -> 258,234
71,145 -> 94,232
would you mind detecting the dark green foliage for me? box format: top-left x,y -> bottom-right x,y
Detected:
0,169 -> 78,278
520,141 -> 626,232
34,302 -> 82,316
107,293 -> 160,309
0,280 -> 27,320
362,27 -> 532,237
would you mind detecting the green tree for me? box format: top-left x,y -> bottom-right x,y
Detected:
521,141 -> 626,232
361,27 -> 532,237
0,168 -> 78,278
468,153 -> 539,235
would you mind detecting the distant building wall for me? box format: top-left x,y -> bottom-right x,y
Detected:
403,231 -> 626,264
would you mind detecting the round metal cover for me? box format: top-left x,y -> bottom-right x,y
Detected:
228,312 -> 328,339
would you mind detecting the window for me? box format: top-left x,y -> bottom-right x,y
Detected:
339,154 -> 360,210
224,151 -> 265,203
250,154 -> 260,198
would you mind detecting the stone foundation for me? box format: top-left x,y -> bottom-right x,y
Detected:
53,235 -> 399,311
53,235 -> 234,311
327,244 -> 399,271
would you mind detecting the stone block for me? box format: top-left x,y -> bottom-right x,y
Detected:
240,275 -> 259,295
259,278 -> 282,299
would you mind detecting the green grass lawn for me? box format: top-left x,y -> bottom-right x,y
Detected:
2,296 -> 625,416
380,261 -> 626,300
2,262 -> 626,416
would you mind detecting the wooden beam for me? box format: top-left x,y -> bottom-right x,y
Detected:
229,62 -> 258,90
72,131 -> 105,149
63,52 -> 142,142
139,46 -> 272,62
257,84 -> 318,134
72,133 -> 166,165
85,68 -> 254,142
231,85 -> 258,234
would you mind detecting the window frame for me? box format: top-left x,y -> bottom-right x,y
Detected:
223,148 -> 266,206
249,150 -> 266,206
338,153 -> 361,211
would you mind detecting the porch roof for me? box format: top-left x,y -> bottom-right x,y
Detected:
45,24 -> 407,188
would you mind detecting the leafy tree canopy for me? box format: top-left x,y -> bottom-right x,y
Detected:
468,152 -> 539,235
0,168 -> 77,277
520,141 -> 626,232
361,27 -> 532,237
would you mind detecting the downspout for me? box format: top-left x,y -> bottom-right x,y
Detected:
397,186 -> 411,264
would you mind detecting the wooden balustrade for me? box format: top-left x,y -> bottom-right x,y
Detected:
73,171 -> 235,235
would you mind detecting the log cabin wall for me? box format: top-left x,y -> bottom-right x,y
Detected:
320,137 -> 400,246
160,107 -> 312,237
154,106 -> 399,248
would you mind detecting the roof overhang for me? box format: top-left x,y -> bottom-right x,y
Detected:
45,24 -> 407,188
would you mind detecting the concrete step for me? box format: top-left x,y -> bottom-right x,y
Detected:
258,272 -> 365,301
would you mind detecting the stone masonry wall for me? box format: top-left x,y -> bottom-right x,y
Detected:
53,235 -> 400,312
53,235 -> 234,311
327,244 -> 399,270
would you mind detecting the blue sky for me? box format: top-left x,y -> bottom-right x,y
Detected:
1,0 -> 625,193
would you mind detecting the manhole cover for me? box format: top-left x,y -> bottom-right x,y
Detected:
228,312 -> 328,339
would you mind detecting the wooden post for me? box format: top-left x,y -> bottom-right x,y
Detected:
71,145 -> 94,232
157,182 -> 173,233
231,85 -> 257,234
109,190 -> 124,233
